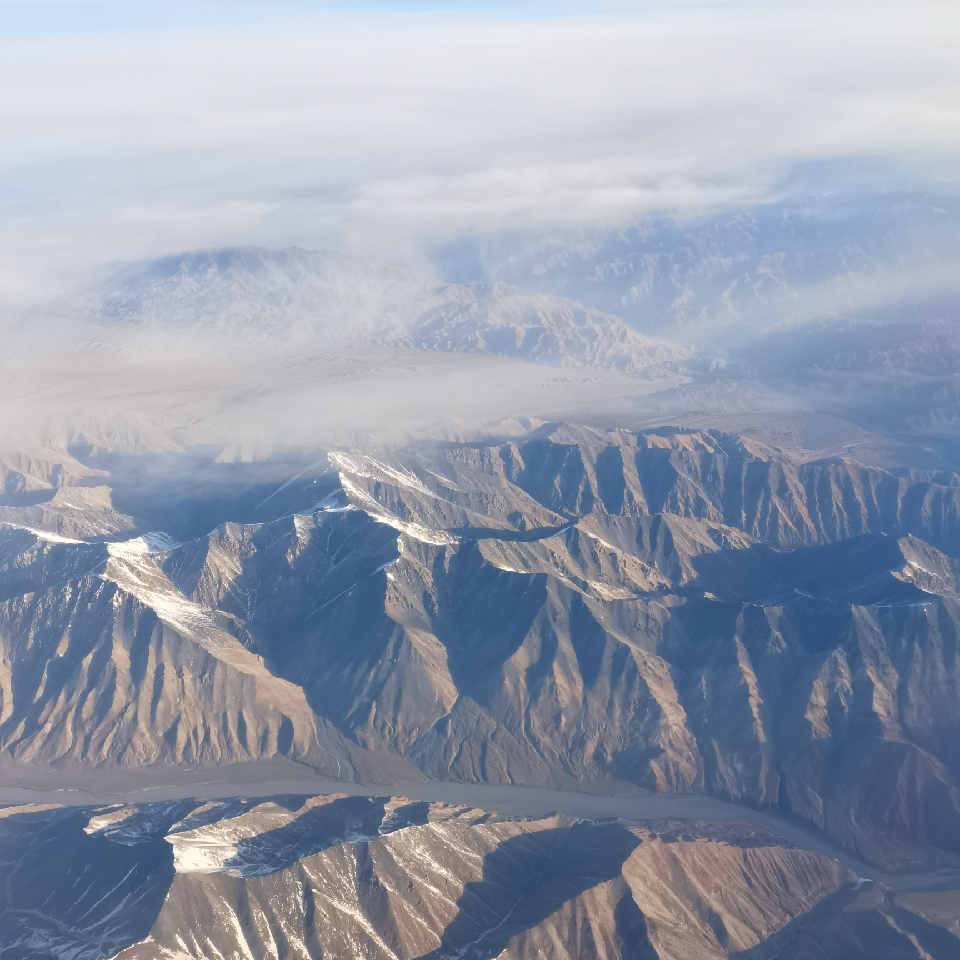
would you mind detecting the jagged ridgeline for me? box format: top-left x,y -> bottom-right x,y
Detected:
3,425 -> 960,869
2,799 -> 882,960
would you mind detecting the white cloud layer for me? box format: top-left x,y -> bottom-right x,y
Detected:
0,0 -> 958,307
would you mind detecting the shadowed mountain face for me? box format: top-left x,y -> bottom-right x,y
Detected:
3,425 -> 960,872
8,794 -> 933,960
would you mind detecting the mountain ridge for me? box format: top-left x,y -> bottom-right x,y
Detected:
1,425 -> 960,872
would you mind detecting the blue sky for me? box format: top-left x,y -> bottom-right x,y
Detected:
0,1 -> 602,34
0,1 -> 782,35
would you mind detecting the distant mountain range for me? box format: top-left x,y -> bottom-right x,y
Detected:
84,186 -> 960,440
442,188 -> 960,332
91,246 -> 693,380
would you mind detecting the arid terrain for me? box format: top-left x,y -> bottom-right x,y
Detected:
4,0 -> 960,952
3,190 -> 960,959
3,789 -> 954,960
2,414 -> 960,957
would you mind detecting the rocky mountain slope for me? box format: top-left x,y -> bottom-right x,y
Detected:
9,793 -> 947,960
2,425 -> 960,872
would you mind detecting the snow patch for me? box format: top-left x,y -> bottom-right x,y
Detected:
84,807 -> 138,835
107,531 -> 181,558
167,832 -> 240,874
0,521 -> 85,545
339,475 -> 458,546
328,452 -> 436,497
